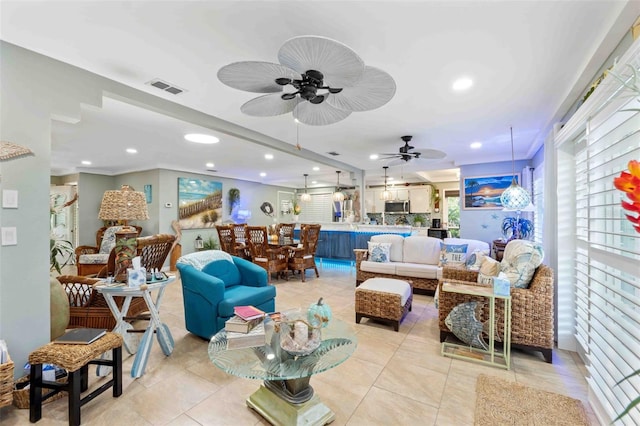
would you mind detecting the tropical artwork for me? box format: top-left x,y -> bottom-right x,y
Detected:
463,174 -> 519,209
177,178 -> 222,229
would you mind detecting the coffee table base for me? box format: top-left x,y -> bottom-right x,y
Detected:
247,384 -> 335,426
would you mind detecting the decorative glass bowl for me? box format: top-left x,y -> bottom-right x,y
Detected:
277,309 -> 322,356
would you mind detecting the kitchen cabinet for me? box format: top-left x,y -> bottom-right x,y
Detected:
393,188 -> 409,201
364,189 -> 385,214
409,186 -> 432,212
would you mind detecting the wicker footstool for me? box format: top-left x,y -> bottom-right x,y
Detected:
28,332 -> 123,426
355,278 -> 413,331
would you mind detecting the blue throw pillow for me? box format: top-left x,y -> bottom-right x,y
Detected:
368,241 -> 391,263
439,243 -> 468,266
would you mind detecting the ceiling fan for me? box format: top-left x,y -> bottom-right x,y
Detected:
379,135 -> 447,163
217,35 -> 396,126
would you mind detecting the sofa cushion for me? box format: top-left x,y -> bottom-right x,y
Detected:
78,253 -> 110,264
444,238 -> 490,256
360,260 -> 397,275
395,263 -> 442,280
217,284 -> 277,318
439,242 -> 468,266
370,234 -> 405,262
402,236 -> 441,264
359,277 -> 412,306
368,241 -> 391,263
500,240 -> 545,288
202,259 -> 241,287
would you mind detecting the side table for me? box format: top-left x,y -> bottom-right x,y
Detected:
96,276 -> 176,378
440,282 -> 512,369
492,239 -> 507,261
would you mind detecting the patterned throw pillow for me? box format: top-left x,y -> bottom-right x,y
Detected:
368,241 -> 392,263
466,249 -> 485,270
477,256 -> 500,285
500,240 -> 545,288
98,226 -> 124,254
439,243 -> 468,266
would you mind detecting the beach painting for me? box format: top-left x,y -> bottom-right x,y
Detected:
463,174 -> 519,209
177,178 -> 223,229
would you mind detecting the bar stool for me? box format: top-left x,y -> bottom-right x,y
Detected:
28,332 -> 123,425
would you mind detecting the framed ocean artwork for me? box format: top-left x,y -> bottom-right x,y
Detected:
177,178 -> 222,229
463,174 -> 519,210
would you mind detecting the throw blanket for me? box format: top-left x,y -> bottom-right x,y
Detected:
177,250 -> 233,270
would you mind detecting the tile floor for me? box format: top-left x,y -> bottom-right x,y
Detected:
0,261 -> 598,425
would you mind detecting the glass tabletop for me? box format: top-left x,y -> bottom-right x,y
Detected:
208,317 -> 357,381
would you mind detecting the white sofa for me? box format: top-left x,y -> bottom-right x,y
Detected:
354,235 -> 490,294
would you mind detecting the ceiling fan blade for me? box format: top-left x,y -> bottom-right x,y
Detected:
218,61 -> 300,93
241,93 -> 301,117
326,66 -> 396,112
278,36 -> 365,88
418,149 -> 447,160
293,100 -> 351,126
309,95 -> 325,104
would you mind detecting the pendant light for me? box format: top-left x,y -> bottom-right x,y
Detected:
332,171 -> 345,202
500,127 -> 531,210
380,166 -> 392,201
301,173 -> 311,202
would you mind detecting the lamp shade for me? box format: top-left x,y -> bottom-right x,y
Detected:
98,185 -> 149,223
300,192 -> 312,202
332,170 -> 345,202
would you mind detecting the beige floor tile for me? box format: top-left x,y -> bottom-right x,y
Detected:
374,356 -> 448,407
347,386 -> 438,426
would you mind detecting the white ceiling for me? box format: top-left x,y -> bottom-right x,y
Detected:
1,1 -> 636,188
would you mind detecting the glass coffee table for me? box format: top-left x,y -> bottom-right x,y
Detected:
208,317 -> 357,425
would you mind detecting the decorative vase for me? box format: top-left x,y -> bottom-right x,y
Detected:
293,215 -> 299,222
50,276 -> 69,340
277,308 -> 322,356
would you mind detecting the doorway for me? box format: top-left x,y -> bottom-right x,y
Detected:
443,190 -> 460,238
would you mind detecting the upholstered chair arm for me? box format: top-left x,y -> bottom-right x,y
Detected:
233,256 -> 269,288
441,266 -> 479,282
177,264 -> 225,306
75,245 -> 99,259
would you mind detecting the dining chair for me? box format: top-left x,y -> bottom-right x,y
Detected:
232,223 -> 251,259
276,223 -> 296,243
287,224 -> 321,282
244,226 -> 288,283
216,225 -> 243,257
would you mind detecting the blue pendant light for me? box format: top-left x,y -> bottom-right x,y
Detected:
500,127 -> 531,210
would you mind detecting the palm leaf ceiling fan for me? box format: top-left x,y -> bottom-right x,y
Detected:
379,135 -> 447,164
217,36 -> 396,126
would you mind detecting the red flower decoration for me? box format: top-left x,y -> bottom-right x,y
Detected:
614,160 -> 640,233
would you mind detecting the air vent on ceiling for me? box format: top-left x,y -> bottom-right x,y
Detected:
146,79 -> 186,95
327,151 -> 340,156
206,169 -> 218,173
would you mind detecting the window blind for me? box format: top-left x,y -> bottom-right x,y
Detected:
300,192 -> 332,223
564,71 -> 640,423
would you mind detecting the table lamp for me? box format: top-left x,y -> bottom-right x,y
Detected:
98,185 -> 149,281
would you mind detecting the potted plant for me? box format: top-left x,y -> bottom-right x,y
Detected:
50,238 -> 75,274
501,215 -> 533,240
413,213 -> 426,227
292,199 -> 302,221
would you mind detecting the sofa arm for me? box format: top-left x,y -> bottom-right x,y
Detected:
354,249 -> 369,269
177,264 -> 225,305
441,266 -> 479,282
233,256 -> 269,287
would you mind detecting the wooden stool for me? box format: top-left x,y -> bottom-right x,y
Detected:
28,332 -> 123,425
355,278 -> 413,331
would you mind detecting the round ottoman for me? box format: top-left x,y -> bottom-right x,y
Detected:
355,278 -> 412,331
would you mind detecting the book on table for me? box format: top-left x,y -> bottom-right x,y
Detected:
226,321 -> 266,350
225,315 -> 263,334
54,328 -> 106,345
233,305 -> 266,321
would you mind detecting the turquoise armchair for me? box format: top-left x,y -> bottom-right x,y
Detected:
177,255 -> 276,339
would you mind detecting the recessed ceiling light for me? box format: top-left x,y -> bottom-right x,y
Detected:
311,181 -> 317,184
260,172 -> 266,177
470,142 -> 482,149
264,154 -> 274,160
388,177 -> 394,181
369,154 -> 379,160
184,133 -> 219,144
452,77 -> 473,92
126,148 -> 138,154
312,166 -> 320,171
81,160 -> 92,165
206,162 -> 214,168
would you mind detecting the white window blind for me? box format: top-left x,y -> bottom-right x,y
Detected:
566,71 -> 640,424
299,192 -> 332,223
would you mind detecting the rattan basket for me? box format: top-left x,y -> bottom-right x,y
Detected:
13,374 -> 67,409
0,356 -> 14,408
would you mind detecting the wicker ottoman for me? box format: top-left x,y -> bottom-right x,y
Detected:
355,278 -> 413,331
28,332 -> 123,425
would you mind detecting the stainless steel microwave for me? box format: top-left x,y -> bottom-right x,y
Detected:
384,200 -> 410,214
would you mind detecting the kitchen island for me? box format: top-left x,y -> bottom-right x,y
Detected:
294,223 -> 413,261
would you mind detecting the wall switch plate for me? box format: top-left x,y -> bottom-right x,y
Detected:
1,227 -> 17,245
2,190 -> 18,208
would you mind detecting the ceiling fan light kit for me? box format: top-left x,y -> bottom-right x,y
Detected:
379,135 -> 447,164
218,36 -> 396,126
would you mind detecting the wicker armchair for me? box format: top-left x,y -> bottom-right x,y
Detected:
287,224 -> 321,282
96,233 -> 176,278
75,225 -> 142,276
57,275 -> 147,329
245,226 -> 288,283
276,223 -> 296,240
438,264 -> 555,362
215,225 -> 245,258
